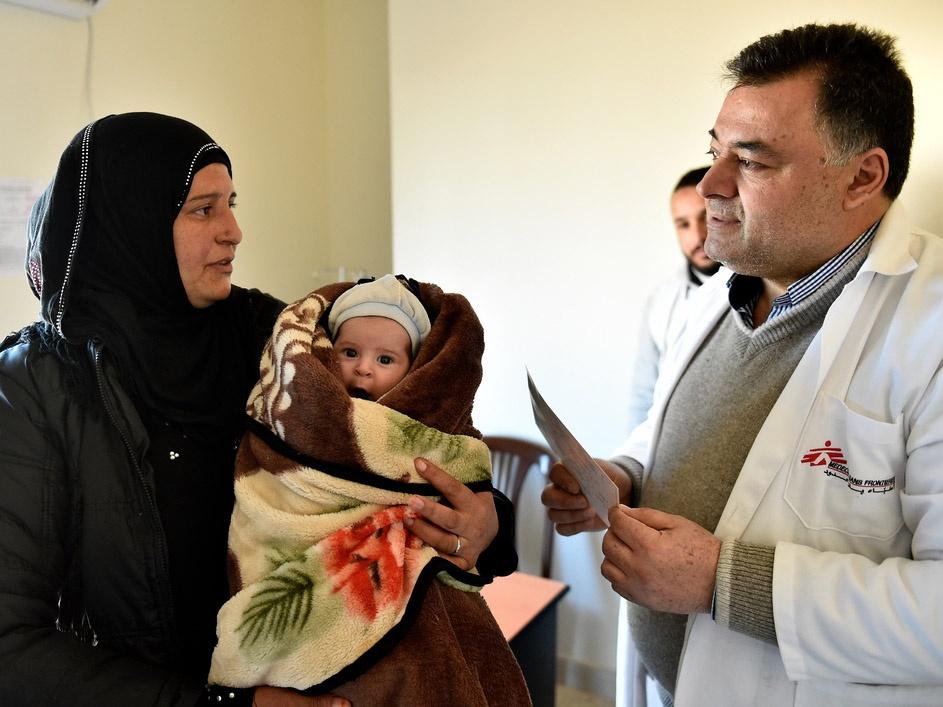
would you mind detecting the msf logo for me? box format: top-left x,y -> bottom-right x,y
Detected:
800,440 -> 847,468
800,440 -> 894,494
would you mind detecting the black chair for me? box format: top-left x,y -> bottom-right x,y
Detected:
483,435 -> 555,578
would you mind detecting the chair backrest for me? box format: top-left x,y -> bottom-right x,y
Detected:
483,435 -> 555,578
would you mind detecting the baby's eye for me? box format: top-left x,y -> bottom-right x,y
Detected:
340,348 -> 357,358
378,355 -> 393,365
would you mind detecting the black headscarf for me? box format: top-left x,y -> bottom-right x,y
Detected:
27,112 -> 254,428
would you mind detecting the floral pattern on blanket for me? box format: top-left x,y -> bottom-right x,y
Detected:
323,506 -> 423,621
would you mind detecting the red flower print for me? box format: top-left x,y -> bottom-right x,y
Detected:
322,506 -> 423,621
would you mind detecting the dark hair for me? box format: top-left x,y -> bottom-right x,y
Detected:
725,23 -> 913,198
674,167 -> 710,192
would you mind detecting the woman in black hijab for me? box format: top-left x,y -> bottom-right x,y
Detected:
0,113 -> 515,706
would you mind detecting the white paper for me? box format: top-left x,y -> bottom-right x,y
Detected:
527,370 -> 620,526
0,178 -> 44,274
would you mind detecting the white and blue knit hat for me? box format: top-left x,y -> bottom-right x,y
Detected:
328,274 -> 431,356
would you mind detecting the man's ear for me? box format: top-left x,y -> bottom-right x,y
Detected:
844,148 -> 890,210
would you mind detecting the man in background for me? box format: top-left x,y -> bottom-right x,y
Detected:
625,167 -> 719,430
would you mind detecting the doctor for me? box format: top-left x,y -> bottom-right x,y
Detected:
542,22 -> 943,706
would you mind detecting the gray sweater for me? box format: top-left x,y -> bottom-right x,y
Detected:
613,245 -> 869,699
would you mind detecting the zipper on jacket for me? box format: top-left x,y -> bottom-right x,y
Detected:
92,344 -> 177,650
54,122 -> 95,338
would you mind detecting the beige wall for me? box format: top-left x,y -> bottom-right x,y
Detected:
0,0 -> 391,336
388,0 -> 943,696
322,1 -> 393,277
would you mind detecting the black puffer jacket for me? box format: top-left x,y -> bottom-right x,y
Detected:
0,286 -> 283,706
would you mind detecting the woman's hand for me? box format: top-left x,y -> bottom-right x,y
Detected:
253,686 -> 350,707
404,458 -> 498,571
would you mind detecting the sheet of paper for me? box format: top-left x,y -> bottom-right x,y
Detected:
527,370 -> 619,526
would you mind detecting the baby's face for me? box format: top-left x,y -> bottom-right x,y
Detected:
333,316 -> 412,401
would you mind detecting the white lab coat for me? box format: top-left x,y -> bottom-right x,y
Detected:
625,269 -> 700,431
615,202 -> 943,706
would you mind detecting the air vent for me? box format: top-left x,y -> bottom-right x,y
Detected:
1,0 -> 108,20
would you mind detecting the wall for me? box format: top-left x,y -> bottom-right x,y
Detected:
322,1 -> 393,279
0,0 -> 392,336
388,0 -> 943,696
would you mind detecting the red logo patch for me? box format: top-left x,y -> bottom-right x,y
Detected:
800,440 -> 847,467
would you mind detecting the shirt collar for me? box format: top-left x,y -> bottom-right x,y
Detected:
688,263 -> 716,286
726,219 -> 880,325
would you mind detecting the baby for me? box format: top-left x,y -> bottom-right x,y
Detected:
208,275 -> 529,706
328,274 -> 431,402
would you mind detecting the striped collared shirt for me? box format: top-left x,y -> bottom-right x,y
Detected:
728,220 -> 880,326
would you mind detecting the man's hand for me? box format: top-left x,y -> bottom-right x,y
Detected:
540,459 -> 632,535
404,458 -> 498,571
253,686 -> 350,706
601,505 -> 720,614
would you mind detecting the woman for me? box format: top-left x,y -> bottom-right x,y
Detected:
0,113 -> 515,706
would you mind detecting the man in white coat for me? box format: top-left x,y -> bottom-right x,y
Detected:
621,166 -> 718,706
625,167 -> 719,431
543,23 -> 943,707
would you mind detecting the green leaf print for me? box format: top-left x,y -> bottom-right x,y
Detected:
391,417 -> 466,464
237,567 -> 314,649
266,547 -> 307,571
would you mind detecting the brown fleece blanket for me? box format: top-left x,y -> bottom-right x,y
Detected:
208,280 -> 530,705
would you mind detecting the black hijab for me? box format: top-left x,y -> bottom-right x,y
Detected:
27,112 -> 255,429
